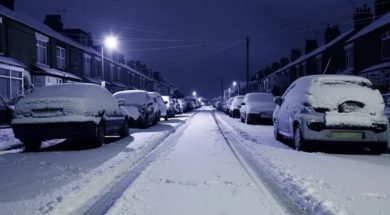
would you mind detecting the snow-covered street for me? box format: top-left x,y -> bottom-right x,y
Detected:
1,108 -> 390,214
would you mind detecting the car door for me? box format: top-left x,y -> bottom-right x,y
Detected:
277,84 -> 297,137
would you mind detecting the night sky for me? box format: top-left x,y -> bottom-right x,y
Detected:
16,0 -> 372,98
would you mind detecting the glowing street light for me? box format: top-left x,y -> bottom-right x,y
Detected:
101,35 -> 119,86
192,91 -> 197,97
233,81 -> 237,87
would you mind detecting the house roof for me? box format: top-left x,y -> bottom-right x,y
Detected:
0,5 -> 155,82
360,62 -> 390,74
0,55 -> 25,68
347,12 -> 390,43
267,29 -> 354,78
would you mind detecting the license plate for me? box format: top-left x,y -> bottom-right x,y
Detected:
330,131 -> 363,140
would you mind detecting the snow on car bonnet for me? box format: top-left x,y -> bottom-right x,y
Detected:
306,76 -> 385,127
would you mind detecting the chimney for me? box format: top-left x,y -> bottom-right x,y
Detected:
324,25 -> 341,44
44,15 -> 63,32
375,0 -> 390,20
353,4 -> 373,31
290,49 -> 302,61
305,39 -> 318,54
0,0 -> 14,10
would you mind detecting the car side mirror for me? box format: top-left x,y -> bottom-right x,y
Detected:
118,99 -> 125,107
241,102 -> 246,106
148,102 -> 153,106
274,97 -> 284,106
164,101 -> 168,104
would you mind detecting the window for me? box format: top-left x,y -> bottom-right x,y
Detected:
345,44 -> 354,70
316,55 -> 322,73
83,54 -> 91,77
382,31 -> 390,60
33,76 -> 62,88
56,46 -> 65,70
95,57 -> 102,78
0,67 -> 24,100
36,33 -> 49,65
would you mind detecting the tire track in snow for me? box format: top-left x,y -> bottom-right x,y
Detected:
211,111 -> 304,215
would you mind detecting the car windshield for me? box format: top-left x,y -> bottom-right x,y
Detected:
247,94 -> 274,103
114,91 -> 147,106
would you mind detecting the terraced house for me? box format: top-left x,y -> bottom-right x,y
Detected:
0,0 -> 175,102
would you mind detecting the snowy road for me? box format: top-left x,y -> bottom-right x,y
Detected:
0,114 -> 192,214
216,111 -> 390,215
107,108 -> 288,215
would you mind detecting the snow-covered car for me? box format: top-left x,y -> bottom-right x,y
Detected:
273,75 -> 389,154
12,83 -> 129,151
224,98 -> 233,114
229,95 -> 245,118
149,92 -> 168,121
0,95 -> 13,128
114,90 -> 157,128
240,92 -> 275,124
383,94 -> 390,120
177,99 -> 187,113
162,96 -> 175,118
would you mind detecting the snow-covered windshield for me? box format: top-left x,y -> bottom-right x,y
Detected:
247,93 -> 274,103
307,79 -> 384,113
114,91 -> 147,106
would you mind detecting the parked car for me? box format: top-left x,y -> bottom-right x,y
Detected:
224,98 -> 234,114
0,95 -> 13,128
162,96 -> 175,118
229,95 -> 245,118
273,75 -> 389,154
383,93 -> 390,120
12,83 -> 129,151
184,98 -> 196,112
114,90 -> 157,128
149,92 -> 168,121
177,99 -> 187,113
172,98 -> 183,114
240,92 -> 275,124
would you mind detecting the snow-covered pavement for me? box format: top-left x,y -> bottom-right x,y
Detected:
107,109 -> 287,215
216,111 -> 390,215
0,114 -> 192,215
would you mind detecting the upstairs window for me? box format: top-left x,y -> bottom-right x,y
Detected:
345,44 -> 354,70
56,46 -> 65,70
36,33 -> 48,65
83,54 -> 91,77
382,31 -> 390,60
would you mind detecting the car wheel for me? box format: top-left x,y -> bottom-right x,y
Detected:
23,140 -> 42,152
143,114 -> 151,128
294,127 -> 307,151
157,112 -> 161,122
92,123 -> 105,147
245,114 -> 250,124
119,119 -> 130,138
273,121 -> 283,142
370,143 -> 388,155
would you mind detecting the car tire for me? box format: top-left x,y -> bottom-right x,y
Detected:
274,122 -> 283,142
24,140 -> 42,152
91,123 -> 105,147
370,143 -> 388,155
294,127 -> 307,151
143,114 -> 151,128
245,114 -> 250,124
119,119 -> 130,138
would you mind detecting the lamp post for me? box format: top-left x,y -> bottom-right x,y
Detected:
233,81 -> 240,95
228,88 -> 232,98
101,35 -> 118,87
192,91 -> 197,97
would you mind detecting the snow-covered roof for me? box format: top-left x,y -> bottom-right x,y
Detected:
0,5 -> 155,82
267,30 -> 354,79
360,62 -> 390,74
347,12 -> 390,43
0,55 -> 25,68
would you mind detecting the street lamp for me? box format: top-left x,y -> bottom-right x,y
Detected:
233,81 -> 237,87
192,91 -> 197,97
233,81 -> 240,95
101,35 -> 118,86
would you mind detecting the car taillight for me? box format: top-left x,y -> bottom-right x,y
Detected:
373,123 -> 387,132
307,121 -> 325,131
